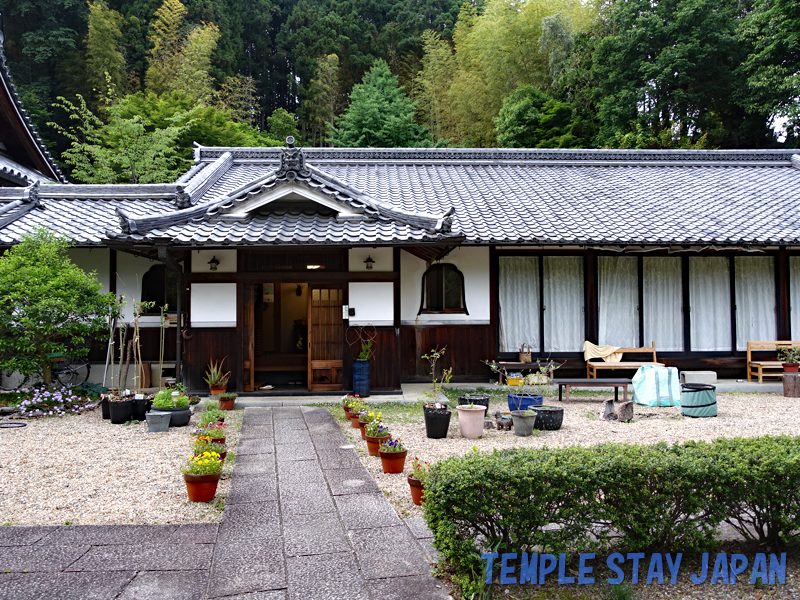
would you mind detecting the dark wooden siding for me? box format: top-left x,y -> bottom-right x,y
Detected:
346,326 -> 398,391
400,325 -> 492,382
87,327 -> 177,363
183,328 -> 240,392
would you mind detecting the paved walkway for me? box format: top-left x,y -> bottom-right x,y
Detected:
0,406 -> 450,600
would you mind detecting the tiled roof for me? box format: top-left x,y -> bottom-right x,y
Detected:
0,146 -> 798,247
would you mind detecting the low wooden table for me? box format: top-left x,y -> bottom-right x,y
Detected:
551,378 -> 632,403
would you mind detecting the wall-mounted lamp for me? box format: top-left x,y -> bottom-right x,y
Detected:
296,283 -> 303,296
208,256 -> 220,271
364,255 -> 375,270
306,264 -> 323,270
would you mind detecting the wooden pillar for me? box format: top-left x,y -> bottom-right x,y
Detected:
585,250 -> 598,343
777,249 -> 791,339
393,248 -> 402,390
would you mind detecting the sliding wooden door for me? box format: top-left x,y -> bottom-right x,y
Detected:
307,286 -> 343,391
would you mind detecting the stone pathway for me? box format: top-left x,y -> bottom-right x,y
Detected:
0,406 -> 450,600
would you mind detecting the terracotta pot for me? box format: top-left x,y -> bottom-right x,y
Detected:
365,434 -> 391,456
208,436 -> 226,445
358,420 -> 368,440
350,414 -> 361,429
219,398 -> 235,411
457,405 -> 487,439
379,449 -> 407,474
783,362 -> 800,374
183,472 -> 222,502
343,406 -> 351,419
408,476 -> 425,505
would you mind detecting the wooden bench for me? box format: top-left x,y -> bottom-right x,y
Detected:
586,342 -> 663,378
552,378 -> 631,403
747,341 -> 800,383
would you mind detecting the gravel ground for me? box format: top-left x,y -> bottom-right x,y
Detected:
338,391 -> 800,600
0,404 -> 241,525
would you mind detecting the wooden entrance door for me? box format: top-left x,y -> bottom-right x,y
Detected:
307,287 -> 344,391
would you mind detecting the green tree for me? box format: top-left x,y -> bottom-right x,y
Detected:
266,108 -> 299,142
329,59 -> 432,147
86,1 -> 127,97
495,86 -> 590,148
215,74 -> 260,126
0,229 -> 120,386
171,21 -> 221,104
145,0 -> 188,94
414,30 -> 457,145
302,54 -> 341,146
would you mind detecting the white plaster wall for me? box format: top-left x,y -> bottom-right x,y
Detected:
191,283 -> 237,327
400,246 -> 490,324
348,282 -> 394,325
67,248 -> 110,292
191,249 -> 237,273
348,247 -> 393,272
116,253 -> 158,323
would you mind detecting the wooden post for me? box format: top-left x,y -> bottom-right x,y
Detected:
783,374 -> 800,398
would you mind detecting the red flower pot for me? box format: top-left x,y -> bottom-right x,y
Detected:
210,386 -> 226,397
358,420 -> 368,440
343,406 -> 351,419
365,434 -> 391,456
379,449 -> 407,474
408,476 -> 425,505
209,436 -> 226,445
350,414 -> 361,429
183,472 -> 222,502
783,362 -> 799,373
219,398 -> 235,411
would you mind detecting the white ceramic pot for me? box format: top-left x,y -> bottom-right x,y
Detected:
457,405 -> 487,439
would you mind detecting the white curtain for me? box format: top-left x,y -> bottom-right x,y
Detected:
690,257 -> 731,351
643,257 -> 683,351
598,256 -> 638,347
792,257 -> 800,339
735,256 -> 776,350
543,256 -> 584,351
498,257 -> 540,352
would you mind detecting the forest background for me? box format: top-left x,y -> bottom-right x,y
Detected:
0,0 -> 797,183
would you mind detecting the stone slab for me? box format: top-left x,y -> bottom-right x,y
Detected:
366,575 -> 452,600
238,425 -> 275,440
35,524 -> 177,546
242,409 -> 273,427
67,543 -> 213,572
0,526 -> 58,547
316,448 -> 362,470
226,475 -> 279,505
217,502 -> 281,544
335,494 -> 402,530
277,459 -> 326,484
348,526 -> 431,579
323,468 -> 380,496
279,484 -> 336,516
0,571 -> 135,600
275,443 -> 318,462
271,407 -> 303,420
285,552 -> 369,600
282,513 -> 350,557
273,428 -> 312,446
311,435 -> 352,450
233,454 -> 276,477
0,544 -> 90,572
206,538 -> 286,598
168,523 -> 219,545
237,438 -> 276,456
276,418 -> 309,430
212,592 -> 288,600
418,538 -> 441,564
118,570 -> 209,600
404,517 -> 433,540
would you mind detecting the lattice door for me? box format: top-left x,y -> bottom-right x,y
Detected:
307,287 -> 343,391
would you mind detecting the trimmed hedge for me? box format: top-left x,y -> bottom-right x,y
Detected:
423,436 -> 800,576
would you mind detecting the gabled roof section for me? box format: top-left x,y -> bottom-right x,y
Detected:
110,139 -> 457,240
0,39 -> 64,183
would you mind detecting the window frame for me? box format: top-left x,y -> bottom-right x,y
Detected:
417,263 -> 469,315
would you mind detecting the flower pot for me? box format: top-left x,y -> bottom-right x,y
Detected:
457,405 -> 487,439
358,420 -> 368,440
343,406 -> 351,419
423,406 -> 451,439
408,476 -> 425,506
183,472 -> 222,502
146,411 -> 171,432
510,410 -> 537,437
219,398 -> 235,411
208,436 -> 226,445
131,398 -> 148,421
109,400 -> 133,424
533,406 -> 564,430
209,386 -> 226,397
783,362 -> 800,374
155,406 -> 191,427
100,397 -> 110,420
353,358 -> 371,398
379,449 -> 407,474
507,394 -> 543,411
350,413 -> 361,429
458,394 -> 490,411
366,434 -> 391,456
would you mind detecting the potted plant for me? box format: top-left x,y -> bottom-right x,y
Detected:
365,421 -> 391,456
194,437 -> 227,462
181,451 -> 223,502
532,405 -> 564,430
204,358 -> 231,396
108,393 -> 133,424
778,346 -> 800,373
420,346 -> 453,439
341,394 -> 360,418
510,409 -> 538,437
350,327 -> 376,397
379,438 -> 408,473
456,403 -> 487,439
358,409 -> 381,440
348,400 -> 367,428
201,403 -> 226,424
408,457 -> 429,506
151,389 -> 191,426
194,421 -> 226,444
484,358 -> 559,411
457,393 -> 490,411
218,392 -> 236,411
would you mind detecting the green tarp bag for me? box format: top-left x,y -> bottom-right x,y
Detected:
680,383 -> 717,418
632,365 -> 681,406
